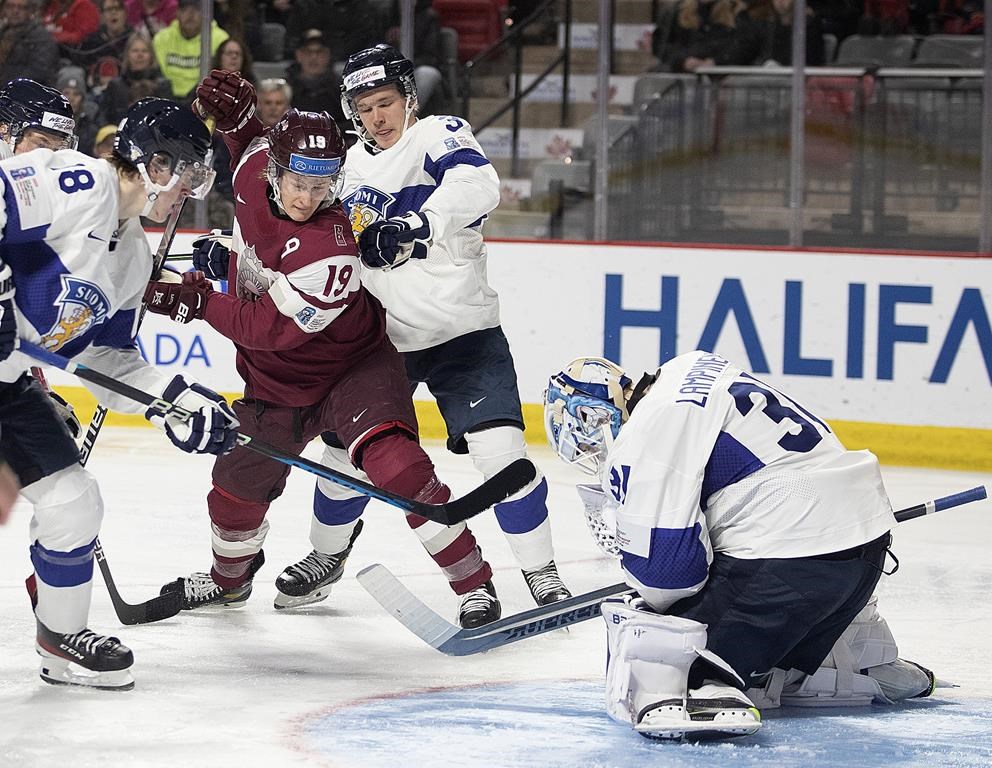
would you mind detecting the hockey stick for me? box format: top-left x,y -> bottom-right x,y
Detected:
72,202 -> 190,624
357,484 -> 990,656
20,340 -> 536,526
28,363 -> 182,625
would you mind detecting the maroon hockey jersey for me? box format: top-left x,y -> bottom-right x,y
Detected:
202,141 -> 387,406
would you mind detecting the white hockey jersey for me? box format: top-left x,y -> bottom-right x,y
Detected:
0,148 -> 171,412
605,350 -> 896,613
340,115 -> 501,352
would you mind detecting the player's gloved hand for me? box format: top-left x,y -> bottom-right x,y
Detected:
191,229 -> 232,280
0,261 -> 17,362
147,374 -> 239,455
194,69 -> 256,132
49,391 -> 81,439
143,271 -> 213,324
358,211 -> 432,270
575,483 -> 620,558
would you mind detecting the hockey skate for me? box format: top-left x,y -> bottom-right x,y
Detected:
36,620 -> 134,691
274,520 -> 364,610
522,561 -> 572,606
458,580 -> 501,628
160,551 -> 265,610
635,682 -> 762,741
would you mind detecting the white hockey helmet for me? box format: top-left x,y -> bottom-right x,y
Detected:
544,357 -> 632,476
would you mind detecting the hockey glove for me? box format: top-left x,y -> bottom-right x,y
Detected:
358,211 -> 432,270
191,229 -> 233,280
143,271 -> 213,324
194,69 -> 256,133
49,391 -> 81,439
147,374 -> 239,455
0,262 -> 17,362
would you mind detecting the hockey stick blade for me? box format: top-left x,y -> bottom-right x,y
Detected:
20,341 -> 534,526
359,486 -> 990,655
356,563 -> 633,656
95,540 -> 182,625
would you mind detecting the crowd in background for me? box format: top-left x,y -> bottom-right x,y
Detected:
0,0 -> 983,156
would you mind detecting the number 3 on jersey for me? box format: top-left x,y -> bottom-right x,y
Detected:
59,168 -> 95,194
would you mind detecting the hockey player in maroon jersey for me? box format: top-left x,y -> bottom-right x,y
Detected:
143,70 -> 499,625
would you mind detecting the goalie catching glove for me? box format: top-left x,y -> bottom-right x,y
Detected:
358,211 -> 432,270
191,229 -> 232,280
193,69 -> 256,133
147,374 -> 239,455
143,270 -> 213,324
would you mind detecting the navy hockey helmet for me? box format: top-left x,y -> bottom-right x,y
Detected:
266,108 -> 346,213
340,43 -> 417,147
0,78 -> 77,151
115,98 -> 215,208
544,358 -> 633,476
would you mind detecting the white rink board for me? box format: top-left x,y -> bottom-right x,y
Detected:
50,234 -> 991,431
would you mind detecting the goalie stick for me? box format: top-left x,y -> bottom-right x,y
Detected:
20,340 -> 537,526
357,484 -> 990,656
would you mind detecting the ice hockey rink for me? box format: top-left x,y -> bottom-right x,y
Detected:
1,429 -> 990,768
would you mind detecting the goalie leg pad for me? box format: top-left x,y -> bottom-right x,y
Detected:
602,599 -> 759,739
780,597 -> 935,706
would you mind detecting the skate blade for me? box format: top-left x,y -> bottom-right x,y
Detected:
38,654 -> 134,691
273,586 -> 332,610
635,706 -> 761,740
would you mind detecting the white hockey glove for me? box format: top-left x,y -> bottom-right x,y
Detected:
147,374 -> 239,455
576,483 -> 620,557
358,211 -> 432,270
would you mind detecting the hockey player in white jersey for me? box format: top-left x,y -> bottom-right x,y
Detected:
0,97 -> 240,690
332,43 -> 570,627
544,352 -> 936,740
0,78 -> 78,160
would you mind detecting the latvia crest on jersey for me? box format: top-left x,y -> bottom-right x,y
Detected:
42,275 -> 110,351
342,186 -> 396,238
235,241 -> 274,301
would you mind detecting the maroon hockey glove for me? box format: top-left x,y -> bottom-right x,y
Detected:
194,69 -> 256,132
144,271 -> 213,324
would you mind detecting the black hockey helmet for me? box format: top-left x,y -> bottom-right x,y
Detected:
115,98 -> 215,202
0,78 -> 77,150
340,43 -> 417,145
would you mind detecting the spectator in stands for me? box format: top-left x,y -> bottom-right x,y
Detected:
213,0 -> 261,55
934,0 -> 984,33
213,37 -> 256,85
93,122 -> 116,156
751,0 -> 826,65
0,0 -> 60,86
153,0 -> 229,100
858,0 -> 910,33
256,76 -> 291,126
285,0 -> 385,62
42,0 -> 100,48
259,0 -> 292,27
57,72 -> 99,155
98,31 -> 171,123
125,0 -> 175,36
385,0 -> 449,114
286,29 -> 347,133
73,0 -> 131,75
652,0 -> 761,73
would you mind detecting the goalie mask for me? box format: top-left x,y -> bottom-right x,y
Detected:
0,78 -> 77,152
544,357 -> 632,476
340,43 -> 417,150
266,108 -> 346,216
115,98 -> 215,216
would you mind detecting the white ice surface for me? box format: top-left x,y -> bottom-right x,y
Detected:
1,430 -> 990,767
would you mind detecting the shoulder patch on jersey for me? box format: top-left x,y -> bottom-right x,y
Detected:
342,186 -> 396,238
42,275 -> 111,351
9,166 -> 35,180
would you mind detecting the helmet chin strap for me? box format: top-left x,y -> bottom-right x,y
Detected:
356,94 -> 418,153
